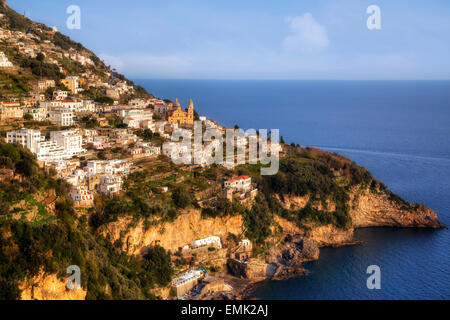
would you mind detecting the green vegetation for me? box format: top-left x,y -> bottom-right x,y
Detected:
83,87 -> 115,104
79,116 -> 99,129
244,195 -> 273,246
0,69 -> 33,96
233,146 -> 378,237
0,222 -> 173,299
171,187 -> 192,209
11,51 -> 63,80
0,144 -> 173,299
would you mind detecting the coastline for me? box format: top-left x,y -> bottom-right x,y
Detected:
207,223 -> 446,300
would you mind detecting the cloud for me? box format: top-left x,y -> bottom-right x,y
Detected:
283,13 -> 330,52
98,53 -> 194,77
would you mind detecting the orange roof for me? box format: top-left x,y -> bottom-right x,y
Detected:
228,175 -> 251,183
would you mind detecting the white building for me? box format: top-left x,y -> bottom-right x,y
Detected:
81,100 -> 95,113
6,129 -> 41,153
6,128 -> 75,162
162,141 -> 190,162
191,236 -> 222,249
82,128 -> 98,144
53,90 -> 69,100
154,120 -> 168,134
59,99 -> 83,112
86,160 -> 129,176
49,108 -> 74,126
0,51 -> 13,68
223,176 -> 252,192
70,185 -> 94,204
99,175 -> 123,195
50,130 -> 85,157
25,106 -> 48,121
40,100 -> 62,111
64,169 -> 88,186
119,108 -> 154,129
136,143 -> 162,157
35,141 -> 68,162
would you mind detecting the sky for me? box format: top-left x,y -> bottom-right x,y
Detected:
8,0 -> 450,80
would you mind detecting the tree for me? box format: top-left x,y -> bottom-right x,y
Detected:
23,113 -> 33,121
139,129 -> 153,141
36,52 -> 45,79
0,144 -> 20,163
172,188 -> 191,209
97,150 -> 107,160
142,246 -> 173,286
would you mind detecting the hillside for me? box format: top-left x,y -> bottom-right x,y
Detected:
0,3 -> 443,301
0,2 -> 150,101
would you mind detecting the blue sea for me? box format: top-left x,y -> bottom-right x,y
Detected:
135,79 -> 450,300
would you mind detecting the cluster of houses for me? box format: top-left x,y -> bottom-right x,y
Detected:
0,23 -> 133,96
61,159 -> 129,206
4,126 -> 162,206
0,14 -> 278,221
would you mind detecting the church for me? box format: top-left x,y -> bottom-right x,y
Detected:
167,98 -> 194,125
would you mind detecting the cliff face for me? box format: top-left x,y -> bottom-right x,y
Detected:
19,273 -> 86,300
104,209 -> 244,254
277,187 -> 441,229
349,187 -> 441,228
305,225 -> 356,247
246,186 -> 441,282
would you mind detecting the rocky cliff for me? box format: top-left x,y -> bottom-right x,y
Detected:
102,184 -> 441,285
229,186 -> 441,283
19,273 -> 86,300
349,187 -> 441,228
104,209 -> 244,254
277,187 -> 441,229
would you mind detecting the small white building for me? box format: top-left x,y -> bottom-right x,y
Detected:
81,100 -> 95,112
86,160 -> 129,176
53,90 -> 70,101
191,236 -> 222,249
25,106 -> 48,121
240,239 -> 251,247
59,99 -> 83,112
99,175 -> 123,195
49,108 -> 74,127
70,185 -> 94,204
223,176 -> 252,192
0,51 -> 13,68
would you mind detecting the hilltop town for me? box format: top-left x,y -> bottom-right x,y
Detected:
0,2 -> 442,301
0,2 -> 280,300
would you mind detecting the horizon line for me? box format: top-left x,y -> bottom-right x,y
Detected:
130,78 -> 450,81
